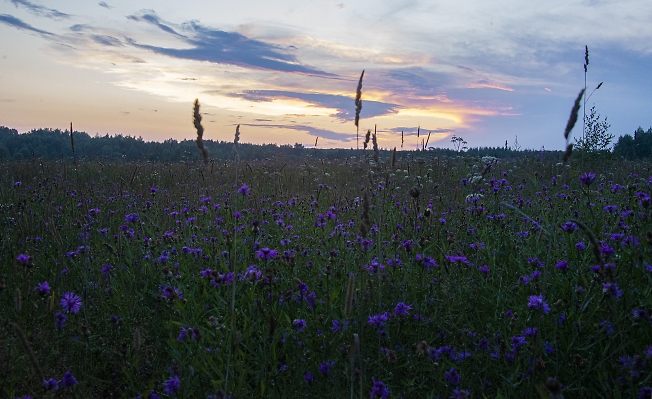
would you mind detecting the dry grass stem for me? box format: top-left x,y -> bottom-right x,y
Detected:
564,89 -> 586,141
344,273 -> 355,317
354,70 -> 364,149
193,99 -> 209,164
12,322 -> 45,383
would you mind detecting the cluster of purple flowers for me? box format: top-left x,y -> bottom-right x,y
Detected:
44,371 -> 78,390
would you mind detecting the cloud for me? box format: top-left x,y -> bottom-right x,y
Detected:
125,12 -> 334,76
243,123 -> 354,142
468,80 -> 515,92
98,2 -> 112,9
387,127 -> 453,136
91,34 -> 122,46
227,90 -> 400,121
128,11 -> 183,37
0,14 -> 52,35
10,0 -> 69,19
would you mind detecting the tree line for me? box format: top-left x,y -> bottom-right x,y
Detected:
0,125 -> 649,162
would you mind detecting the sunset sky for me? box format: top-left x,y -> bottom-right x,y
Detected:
1,0 -> 651,150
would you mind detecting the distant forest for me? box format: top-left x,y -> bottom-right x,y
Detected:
0,125 -> 650,162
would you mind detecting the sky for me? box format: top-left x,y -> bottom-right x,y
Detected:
0,0 -> 651,151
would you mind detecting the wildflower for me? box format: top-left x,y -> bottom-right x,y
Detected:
55,312 -> 67,329
639,387 -> 652,399
162,375 -> 180,395
101,264 -> 113,275
370,377 -> 390,398
319,361 -> 334,375
579,172 -> 596,185
238,183 -> 250,196
294,319 -> 307,332
125,213 -> 139,223
177,327 -> 188,341
34,281 -> 50,296
645,346 -> 652,358
602,283 -> 623,300
43,378 -> 59,390
558,312 -> 566,324
61,372 -> 78,388
331,320 -> 343,332
303,372 -> 314,384
445,367 -> 460,385
368,313 -> 390,328
60,292 -> 82,313
555,261 -> 568,270
394,302 -> 412,317
161,285 -> 183,300
255,248 -> 278,260
527,294 -> 550,314
16,254 -> 32,265
511,336 -> 528,351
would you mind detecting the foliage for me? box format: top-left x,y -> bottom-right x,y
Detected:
2,155 -> 652,398
614,127 -> 652,159
575,105 -> 613,153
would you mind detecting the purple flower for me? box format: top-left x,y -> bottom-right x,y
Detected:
61,372 -> 78,388
43,378 -> 59,390
319,361 -> 334,375
125,213 -> 139,223
555,261 -> 568,270
602,283 -> 623,299
255,248 -> 278,260
294,319 -> 307,332
55,312 -> 67,329
368,313 -> 390,328
370,377 -> 390,398
394,302 -> 412,317
238,183 -> 250,196
60,292 -> 82,313
580,172 -> 596,185
303,372 -> 314,384
34,281 -> 50,296
16,253 -> 31,265
527,294 -> 550,314
101,264 -> 113,275
639,387 -> 652,399
511,336 -> 528,351
161,285 -> 183,300
162,375 -> 180,395
445,367 -> 460,385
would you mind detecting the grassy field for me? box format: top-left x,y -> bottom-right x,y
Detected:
1,152 -> 652,398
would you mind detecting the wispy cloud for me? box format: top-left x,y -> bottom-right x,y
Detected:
98,2 -> 112,10
10,0 -> 69,19
90,34 -> 123,47
468,80 -> 515,92
0,14 -> 52,35
387,126 -> 454,136
125,11 -> 335,76
128,10 -> 183,37
243,123 -> 354,142
228,90 -> 400,121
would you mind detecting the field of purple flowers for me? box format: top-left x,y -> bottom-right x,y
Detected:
2,154 -> 652,398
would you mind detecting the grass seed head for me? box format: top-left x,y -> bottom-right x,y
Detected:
564,89 -> 586,141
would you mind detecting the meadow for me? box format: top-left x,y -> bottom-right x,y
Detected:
1,139 -> 652,399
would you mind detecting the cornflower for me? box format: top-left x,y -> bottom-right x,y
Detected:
60,292 -> 82,313
527,294 -> 550,314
